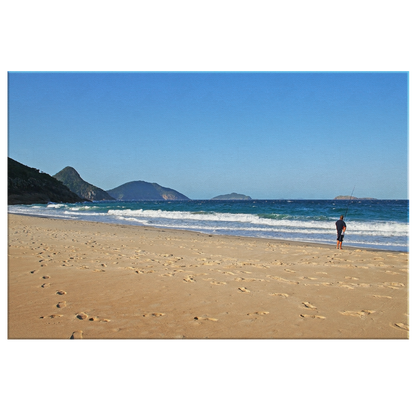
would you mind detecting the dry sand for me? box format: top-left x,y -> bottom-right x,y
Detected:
8,213 -> 409,339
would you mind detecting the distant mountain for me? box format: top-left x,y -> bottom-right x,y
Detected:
53,167 -> 114,201
8,158 -> 85,205
334,196 -> 377,200
211,193 -> 252,200
106,181 -> 190,201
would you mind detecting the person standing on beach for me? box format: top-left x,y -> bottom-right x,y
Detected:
335,215 -> 347,249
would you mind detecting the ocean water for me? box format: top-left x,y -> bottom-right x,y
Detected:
8,199 -> 409,252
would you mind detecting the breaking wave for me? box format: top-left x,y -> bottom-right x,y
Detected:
8,199 -> 408,251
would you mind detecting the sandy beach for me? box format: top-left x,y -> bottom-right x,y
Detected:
8,213 -> 409,339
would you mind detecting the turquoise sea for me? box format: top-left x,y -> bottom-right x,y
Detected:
8,199 -> 409,252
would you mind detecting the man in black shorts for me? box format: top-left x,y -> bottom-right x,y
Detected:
335,215 -> 347,249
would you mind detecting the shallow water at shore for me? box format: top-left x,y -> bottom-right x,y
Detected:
8,199 -> 409,251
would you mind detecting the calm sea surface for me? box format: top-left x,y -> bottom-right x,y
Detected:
9,199 -> 409,252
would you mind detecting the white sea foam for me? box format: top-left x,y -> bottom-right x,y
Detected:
69,206 -> 93,211
46,203 -> 65,209
105,209 -> 407,236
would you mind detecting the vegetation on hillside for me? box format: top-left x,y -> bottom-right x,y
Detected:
8,158 -> 85,205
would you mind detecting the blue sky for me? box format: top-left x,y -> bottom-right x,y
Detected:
8,72 -> 408,199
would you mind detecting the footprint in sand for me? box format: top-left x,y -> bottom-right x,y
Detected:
143,313 -> 165,317
194,316 -> 218,321
345,276 -> 359,280
83,315 -> 110,322
338,283 -> 355,289
183,276 -> 196,283
384,282 -> 405,289
284,269 -> 296,273
56,301 -> 67,309
88,316 -> 110,322
247,311 -> 269,316
246,278 -> 265,282
42,275 -> 51,279
238,287 -> 250,293
302,302 -> 317,309
393,323 -> 409,331
40,314 -> 63,319
372,295 -> 392,299
211,281 -> 227,285
339,310 -> 375,317
300,314 -> 326,319
272,276 -> 299,285
41,283 -> 50,288
70,330 -> 83,339
88,316 -> 100,322
56,290 -> 66,295
269,293 -> 289,298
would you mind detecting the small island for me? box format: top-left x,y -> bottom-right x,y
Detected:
211,193 -> 252,201
334,196 -> 377,200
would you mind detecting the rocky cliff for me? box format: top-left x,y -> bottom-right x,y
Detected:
8,158 -> 85,205
53,167 -> 115,201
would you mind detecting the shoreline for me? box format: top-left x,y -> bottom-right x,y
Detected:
8,213 -> 409,339
8,212 -> 407,253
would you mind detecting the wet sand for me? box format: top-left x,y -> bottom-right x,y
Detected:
8,213 -> 409,339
